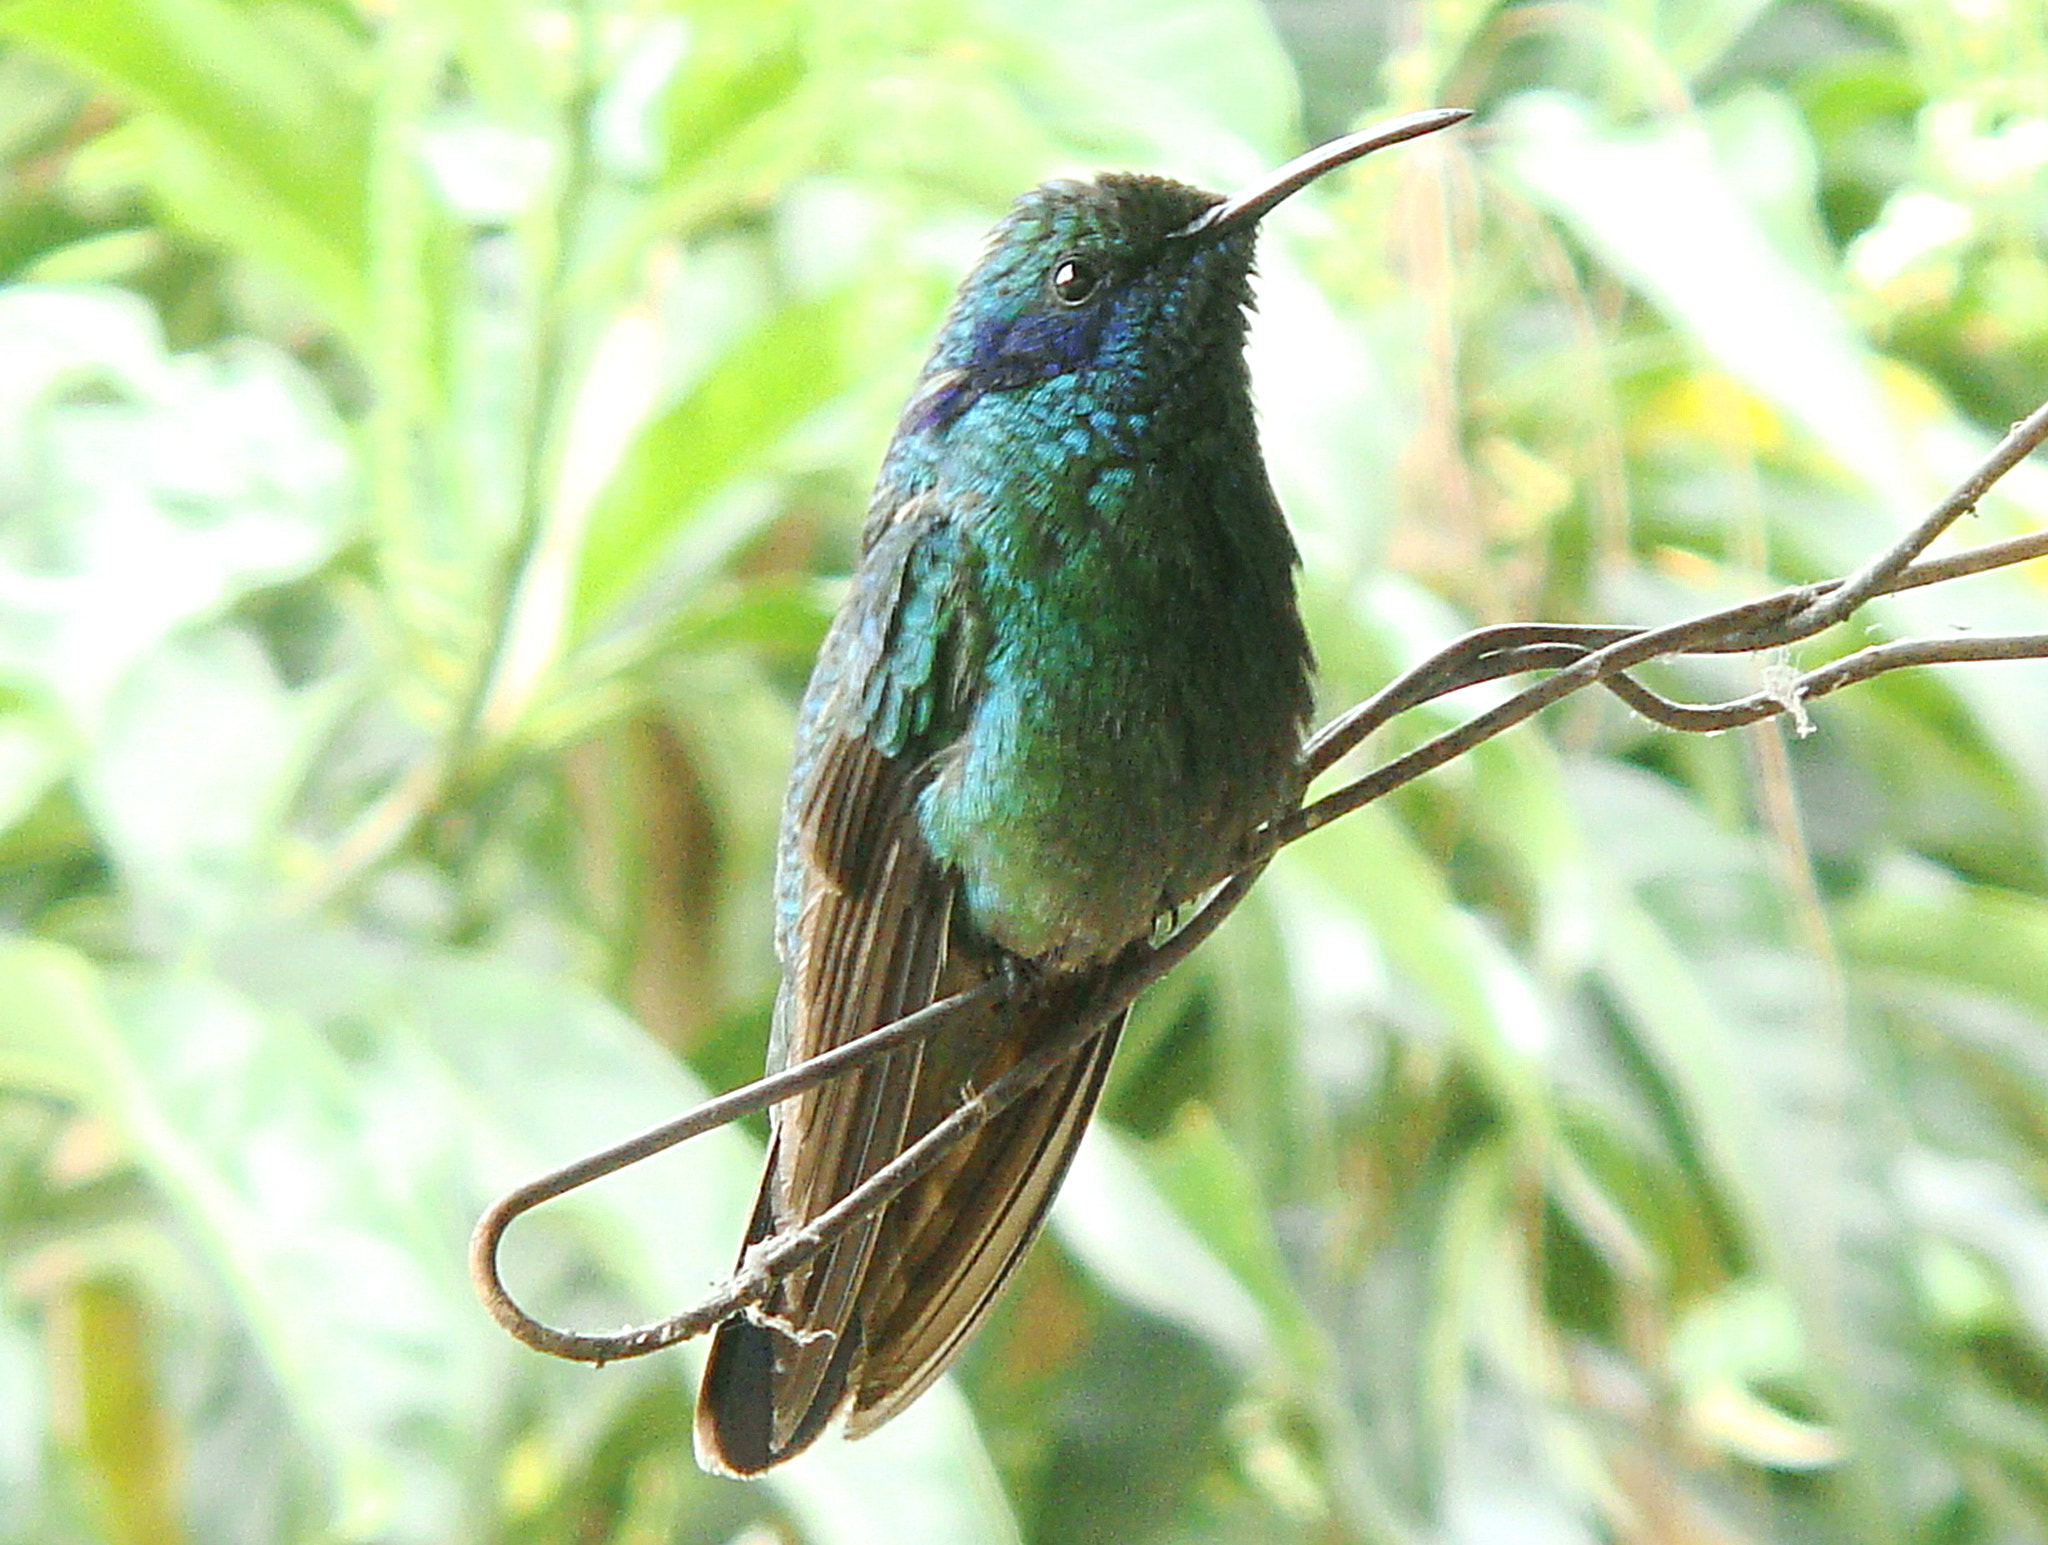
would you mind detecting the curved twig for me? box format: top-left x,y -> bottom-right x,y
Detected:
475,860 -> 1273,1363
1775,397 -> 2048,638
472,979 -> 1013,1357
472,398 -> 2048,1368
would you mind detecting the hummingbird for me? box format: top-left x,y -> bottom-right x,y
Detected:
694,106 -> 1470,1476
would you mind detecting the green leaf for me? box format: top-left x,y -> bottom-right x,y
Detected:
1053,1123 -> 1274,1369
1279,804 -> 1559,1138
569,284 -> 869,633
991,0 -> 1298,177
0,936 -> 105,1100
0,711 -> 65,842
1585,765 -> 1934,1539
1,0 -> 372,334
0,286 -> 352,728
79,628 -> 334,924
1140,1105 -> 1322,1370
666,576 -> 836,661
1497,91 -> 1911,501
1841,880 -> 2048,1019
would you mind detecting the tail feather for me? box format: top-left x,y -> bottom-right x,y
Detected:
691,998 -> 1124,1472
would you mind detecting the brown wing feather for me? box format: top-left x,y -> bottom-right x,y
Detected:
695,727 -> 957,1473
845,1009 -> 1125,1436
693,726 -> 1128,1473
696,490 -> 1127,1473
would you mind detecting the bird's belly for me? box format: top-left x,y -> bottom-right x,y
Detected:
915,667 -> 1292,964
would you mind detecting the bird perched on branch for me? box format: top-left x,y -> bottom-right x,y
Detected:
695,106 -> 1470,1476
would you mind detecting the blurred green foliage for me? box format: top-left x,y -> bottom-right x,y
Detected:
1,1 -> 2046,1542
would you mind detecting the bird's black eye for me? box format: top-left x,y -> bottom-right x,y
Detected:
1049,254 -> 1102,306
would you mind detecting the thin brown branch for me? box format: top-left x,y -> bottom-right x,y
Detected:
1776,397 -> 2048,637
471,979 -> 1013,1357
473,864 -> 1271,1364
473,397 -> 2048,1370
1892,528 -> 2048,592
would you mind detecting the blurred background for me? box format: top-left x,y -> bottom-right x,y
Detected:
2,0 -> 2047,1541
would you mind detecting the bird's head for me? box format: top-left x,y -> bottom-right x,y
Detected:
899,108 -> 1470,434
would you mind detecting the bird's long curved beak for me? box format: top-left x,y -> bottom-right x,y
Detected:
1173,106 -> 1471,241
